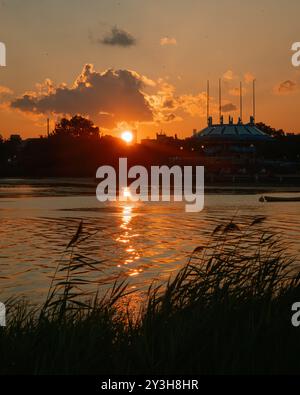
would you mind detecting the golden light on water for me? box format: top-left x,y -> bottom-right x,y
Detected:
122,187 -> 132,199
121,130 -> 134,143
116,204 -> 142,277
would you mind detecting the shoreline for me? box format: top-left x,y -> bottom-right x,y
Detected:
1,177 -> 300,195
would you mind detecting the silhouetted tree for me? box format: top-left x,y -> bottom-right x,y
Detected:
52,115 -> 100,139
256,122 -> 285,138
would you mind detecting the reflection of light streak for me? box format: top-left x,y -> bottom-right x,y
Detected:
129,271 -> 139,277
116,238 -> 130,244
129,268 -> 143,277
121,204 -> 132,229
117,205 -> 132,242
125,259 -> 134,264
123,187 -> 132,199
115,204 -> 141,272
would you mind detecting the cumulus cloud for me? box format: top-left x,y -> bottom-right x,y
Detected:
274,80 -> 299,94
11,64 -> 153,128
145,79 -> 208,124
100,26 -> 136,47
10,65 -> 231,130
221,103 -> 237,112
160,37 -> 177,46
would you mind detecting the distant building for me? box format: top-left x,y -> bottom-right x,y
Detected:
141,131 -> 179,146
193,116 -> 272,158
187,113 -> 279,178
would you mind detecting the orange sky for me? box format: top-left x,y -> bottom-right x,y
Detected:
0,0 -> 300,140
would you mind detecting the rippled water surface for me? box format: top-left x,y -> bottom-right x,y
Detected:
0,180 -> 300,303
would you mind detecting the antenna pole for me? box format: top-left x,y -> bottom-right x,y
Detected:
240,82 -> 243,122
219,78 -> 221,121
253,79 -> 256,121
207,80 -> 210,125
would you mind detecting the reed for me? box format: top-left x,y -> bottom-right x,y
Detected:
1,217 -> 300,374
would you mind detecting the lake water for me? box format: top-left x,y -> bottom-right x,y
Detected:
0,179 -> 300,304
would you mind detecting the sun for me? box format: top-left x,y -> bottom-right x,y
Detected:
121,130 -> 134,144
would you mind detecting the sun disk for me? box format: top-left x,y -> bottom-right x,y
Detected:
121,130 -> 134,143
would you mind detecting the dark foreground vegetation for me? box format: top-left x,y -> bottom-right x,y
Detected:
1,218 -> 300,375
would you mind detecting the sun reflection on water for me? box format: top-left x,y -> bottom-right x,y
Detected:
116,203 -> 141,276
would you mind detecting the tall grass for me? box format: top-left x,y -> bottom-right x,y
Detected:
1,217 -> 300,375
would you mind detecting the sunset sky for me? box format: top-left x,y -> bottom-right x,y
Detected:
0,0 -> 300,140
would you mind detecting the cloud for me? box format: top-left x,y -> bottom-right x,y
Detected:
0,85 -> 13,99
221,103 -> 237,112
163,113 -> 180,122
145,79 -> 208,124
228,87 -> 247,96
163,99 -> 175,108
9,65 -> 233,130
244,72 -> 255,83
100,26 -> 136,47
11,64 -> 153,128
160,37 -> 177,46
177,93 -> 207,117
0,86 -> 12,94
0,86 -> 14,109
223,70 -> 236,81
274,80 -> 299,94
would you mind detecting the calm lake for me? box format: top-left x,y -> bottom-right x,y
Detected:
0,179 -> 300,304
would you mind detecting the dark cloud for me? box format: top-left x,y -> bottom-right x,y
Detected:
164,113 -> 177,122
101,26 -> 136,47
276,80 -> 298,94
221,103 -> 237,112
163,99 -> 174,109
11,64 -> 153,128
